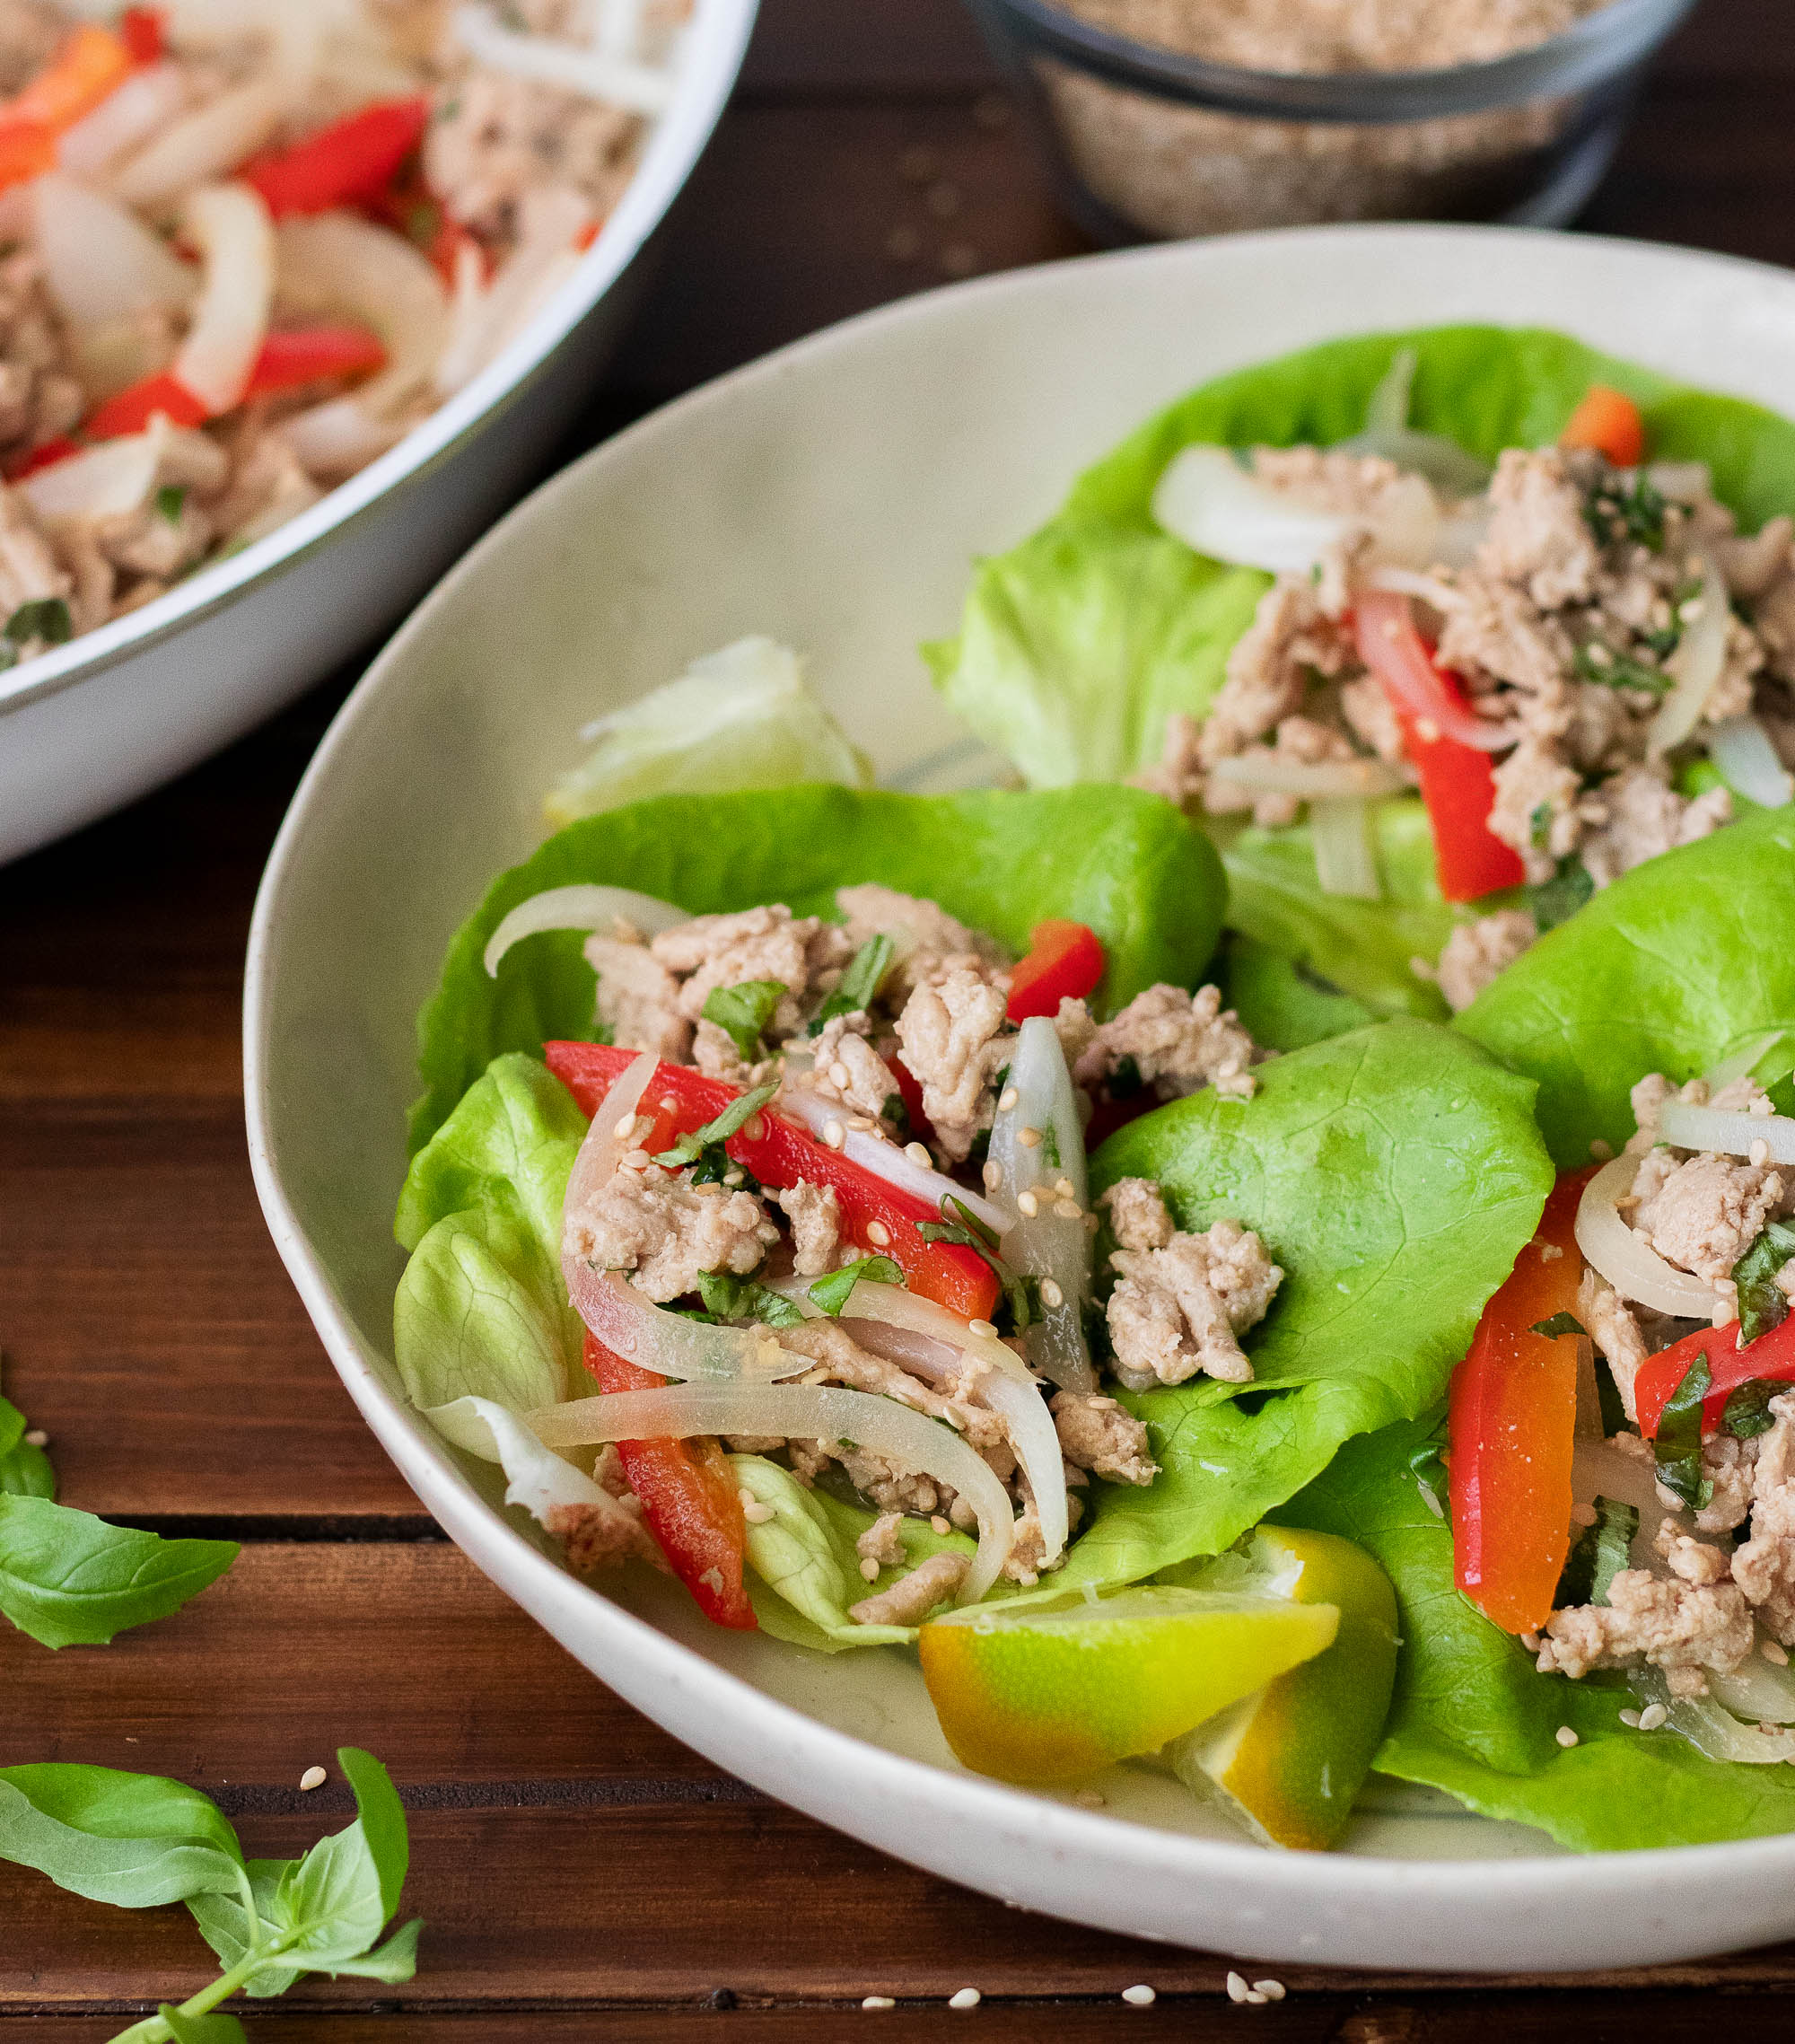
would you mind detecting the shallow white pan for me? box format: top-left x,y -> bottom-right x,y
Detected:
245,224 -> 1795,1971
0,0 -> 757,867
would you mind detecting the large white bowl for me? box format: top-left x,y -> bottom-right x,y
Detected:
245,224 -> 1795,1972
0,0 -> 757,867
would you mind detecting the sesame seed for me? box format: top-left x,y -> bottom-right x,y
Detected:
1040,1278 -> 1064,1310
824,1119 -> 846,1150
968,1319 -> 999,1340
1226,1972 -> 1251,2004
932,1515 -> 951,1535
1764,1639 -> 1791,1665
745,1114 -> 766,1142
863,1996 -> 896,2009
659,1095 -> 679,1112
1055,1198 -> 1081,1220
623,1148 -> 652,1170
867,1220 -> 891,1247
1589,1137 -> 1615,1161
1074,1788 -> 1106,1807
1679,597 -> 1706,624
1122,1985 -> 1156,2006
1752,1138 -> 1771,1167
1253,1981 -> 1285,2002
1539,1241 -> 1563,1261
906,1142 -> 933,1168
1055,1178 -> 1074,1198
723,1169 -> 744,1188
1018,1190 -> 1040,1217
1554,1725 -> 1579,1748
22,1428 -> 48,1448
1415,718 -> 1440,744
860,1557 -> 880,1581
743,1501 -> 774,1523
1018,1126 -> 1042,1148
1638,1702 -> 1668,1731
982,1161 -> 1003,1189
700,1566 -> 724,1594
948,1988 -> 981,2010
1520,1630 -> 1541,1652
299,1766 -> 327,1792
614,1113 -> 639,1138
830,1062 -> 853,1090
1619,1707 -> 1642,1727
1089,1396 -> 1117,1409
998,1086 -> 1020,1111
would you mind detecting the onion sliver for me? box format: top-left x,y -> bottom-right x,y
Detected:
986,1015 -> 1096,1396
34,173 -> 195,331
561,1048 -> 656,1235
1353,592 -> 1522,752
1707,713 -> 1794,809
59,60 -> 187,176
485,884 -> 690,977
529,1382 -> 1016,1600
1658,1100 -> 1795,1166
565,1265 -> 805,1384
1628,1667 -> 1795,1764
111,75 -> 284,208
275,212 -> 448,419
774,1084 -> 1008,1237
1704,1031 -> 1791,1089
1574,1155 -> 1719,1320
21,420 -> 166,522
1207,753 -> 1407,800
1707,1649 -> 1795,1726
451,2 -> 677,113
433,185 -> 591,396
273,398 -> 405,482
1649,552 -> 1729,756
1310,794 -> 1381,899
174,182 -> 275,414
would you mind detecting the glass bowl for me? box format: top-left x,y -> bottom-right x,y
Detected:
963,0 -> 1696,242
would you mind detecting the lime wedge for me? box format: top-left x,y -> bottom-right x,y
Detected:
544,636 -> 873,826
1165,1527 -> 1398,1850
918,1584 -> 1338,1785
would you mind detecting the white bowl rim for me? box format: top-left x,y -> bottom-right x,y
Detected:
0,0 -> 758,724
243,220 -> 1795,1944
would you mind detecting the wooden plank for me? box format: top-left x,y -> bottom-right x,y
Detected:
740,0 -> 1000,94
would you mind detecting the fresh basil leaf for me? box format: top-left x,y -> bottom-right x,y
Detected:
1767,1071 -> 1795,1120
0,1766 -> 244,1908
4,595 -> 72,646
1596,1355 -> 1630,1440
1584,471 -> 1667,550
0,1497 -> 238,1649
808,1256 -> 905,1316
1572,642 -> 1673,695
917,1200 -> 1037,1332
0,1395 -> 54,1499
1732,1219 -> 1795,1347
1525,857 -> 1594,934
688,1142 -> 758,1192
1529,1312 -> 1587,1339
1554,1496 -> 1638,1610
809,935 -> 894,1034
700,979 -> 786,1060
335,1748 -> 407,1918
695,1270 -> 804,1328
154,484 -> 188,527
158,2007 -> 247,2044
1722,1379 -> 1784,1440
1651,1355 -> 1713,1512
187,1860 -> 302,1998
654,1081 -> 779,1169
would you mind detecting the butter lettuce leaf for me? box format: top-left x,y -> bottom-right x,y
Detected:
1056,1021 -> 1553,1592
411,784 -> 1226,1149
1457,803 -> 1795,1168
1283,1417 -> 1795,1850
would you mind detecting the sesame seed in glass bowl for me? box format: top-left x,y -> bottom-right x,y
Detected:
962,0 -> 1695,242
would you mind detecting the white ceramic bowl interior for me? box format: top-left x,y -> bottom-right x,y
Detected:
0,0 -> 757,867
247,224 -> 1795,1972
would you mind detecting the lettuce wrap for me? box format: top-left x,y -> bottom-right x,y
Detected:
927,325 -> 1795,1030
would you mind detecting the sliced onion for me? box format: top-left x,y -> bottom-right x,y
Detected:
836,1314 -> 959,1382
1575,1156 -> 1720,1320
432,187 -> 591,398
1645,461 -> 1714,504
565,1266 -> 806,1385
1649,552 -> 1729,756
275,212 -> 448,418
1335,432 -> 1492,501
1354,592 -> 1522,752
1659,1100 -> 1795,1166
562,1047 -> 657,1232
1705,1032 -> 1791,1089
1708,1650 -> 1795,1725
485,885 -> 689,977
20,417 -> 169,521
772,1083 -> 1009,1237
1207,752 -> 1407,800
272,397 -> 406,482
1310,794 -> 1382,900
173,182 -> 275,414
1629,1667 -> 1795,1763
33,173 -> 196,332
986,1015 -> 1095,1397
110,75 -> 284,208
1707,714 -> 1794,809
532,1382 -> 1014,1600
59,60 -> 188,176
451,2 -> 677,113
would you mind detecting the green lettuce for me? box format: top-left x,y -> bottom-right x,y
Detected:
411,783 -> 1227,1150
1457,803 -> 1795,1167
1283,1418 -> 1795,1850
1054,1020 -> 1553,1592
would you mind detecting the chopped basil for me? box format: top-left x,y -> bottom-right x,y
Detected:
694,1270 -> 804,1328
918,1194 -> 1036,1331
1573,642 -> 1673,696
689,1145 -> 758,1193
154,484 -> 188,526
1721,1379 -> 1784,1440
1527,857 -> 1594,934
880,1092 -> 911,1141
809,935 -> 894,1035
1596,1355 -> 1629,1440
1041,1123 -> 1061,1169
3,597 -> 72,648
1530,1312 -> 1588,1339
1554,1496 -> 1638,1610
1529,802 -> 1554,849
1767,1071 -> 1795,1119
1651,1354 -> 1713,1512
699,979 -> 787,1061
1733,1219 -> 1795,1347
1584,472 -> 1667,551
808,1256 -> 905,1317
654,1080 -> 779,1169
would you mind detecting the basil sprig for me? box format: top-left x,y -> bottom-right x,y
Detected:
1651,1355 -> 1713,1512
699,979 -> 786,1061
808,1255 -> 905,1316
653,1080 -> 779,1170
0,1392 -> 54,1500
1732,1218 -> 1795,1347
1554,1496 -> 1638,1610
808,935 -> 894,1036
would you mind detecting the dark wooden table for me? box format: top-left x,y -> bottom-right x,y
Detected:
7,0 -> 1795,2033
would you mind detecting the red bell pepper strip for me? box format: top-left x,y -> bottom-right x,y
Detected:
1636,1315 -> 1795,1441
544,1041 -> 1001,1323
9,23 -> 133,133
83,370 -> 209,440
1449,1171 -> 1589,1635
1354,594 -> 1526,904
582,1329 -> 757,1629
0,118 -> 55,191
1006,919 -> 1105,1023
4,434 -> 79,482
120,8 -> 165,65
1561,385 -> 1646,469
241,97 -> 431,218
243,324 -> 388,398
